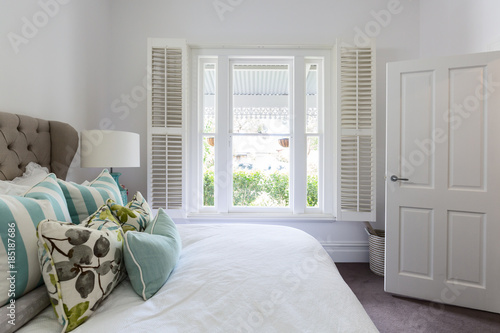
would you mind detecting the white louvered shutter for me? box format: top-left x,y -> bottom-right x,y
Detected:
147,38 -> 187,211
336,40 -> 376,221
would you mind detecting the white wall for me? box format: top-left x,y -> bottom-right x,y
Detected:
0,0 -> 111,181
420,0 -> 500,58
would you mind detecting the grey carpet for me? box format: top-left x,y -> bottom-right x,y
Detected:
336,263 -> 500,333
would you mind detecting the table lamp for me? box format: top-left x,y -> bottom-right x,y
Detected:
80,130 -> 140,203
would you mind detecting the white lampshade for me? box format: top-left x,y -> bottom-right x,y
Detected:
80,130 -> 140,168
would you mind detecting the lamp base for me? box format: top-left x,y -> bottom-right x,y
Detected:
110,172 -> 128,204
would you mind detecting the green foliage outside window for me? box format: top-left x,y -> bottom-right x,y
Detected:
203,171 -> 215,206
306,175 -> 318,207
263,172 -> 289,206
203,171 -> 318,207
232,171 -> 265,206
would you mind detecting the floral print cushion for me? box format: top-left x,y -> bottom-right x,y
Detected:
81,204 -> 121,227
37,219 -> 125,332
106,191 -> 153,232
127,191 -> 153,216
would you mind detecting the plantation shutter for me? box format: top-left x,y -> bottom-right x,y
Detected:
147,38 -> 187,211
335,40 -> 376,221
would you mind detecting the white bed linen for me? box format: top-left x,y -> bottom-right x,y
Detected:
0,162 -> 49,195
19,224 -> 378,333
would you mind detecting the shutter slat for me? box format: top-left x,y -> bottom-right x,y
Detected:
150,46 -> 184,129
337,40 -> 376,221
148,39 -> 186,211
151,134 -> 167,209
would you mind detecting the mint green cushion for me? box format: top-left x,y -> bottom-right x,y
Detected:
57,169 -> 123,224
123,209 -> 181,300
0,174 -> 71,306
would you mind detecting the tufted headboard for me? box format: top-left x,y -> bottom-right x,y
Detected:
0,111 -> 79,181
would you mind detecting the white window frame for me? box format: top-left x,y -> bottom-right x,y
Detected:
228,58 -> 293,214
188,47 -> 334,218
147,39 -> 376,222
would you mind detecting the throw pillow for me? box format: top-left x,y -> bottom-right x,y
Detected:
0,181 -> 30,195
0,162 -> 50,195
57,169 -> 123,224
123,208 -> 181,300
127,191 -> 153,215
107,191 -> 153,232
9,162 -> 50,186
37,219 -> 125,332
0,174 -> 71,306
82,214 -> 126,284
81,204 -> 121,227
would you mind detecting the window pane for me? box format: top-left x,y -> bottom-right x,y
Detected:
232,64 -> 290,134
307,136 -> 319,207
203,136 -> 215,206
306,64 -> 318,133
232,135 -> 289,207
203,63 -> 216,133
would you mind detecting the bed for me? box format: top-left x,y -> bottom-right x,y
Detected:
0,111 -> 378,332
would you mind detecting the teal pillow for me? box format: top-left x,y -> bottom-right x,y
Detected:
0,174 -> 71,306
123,208 -> 181,300
57,169 -> 123,224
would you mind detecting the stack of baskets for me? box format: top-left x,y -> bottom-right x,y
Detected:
365,222 -> 385,276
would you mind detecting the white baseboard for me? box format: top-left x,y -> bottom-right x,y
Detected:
321,241 -> 369,263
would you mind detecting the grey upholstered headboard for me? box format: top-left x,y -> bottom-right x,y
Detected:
0,111 -> 79,181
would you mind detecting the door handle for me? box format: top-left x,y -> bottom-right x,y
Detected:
390,175 -> 409,182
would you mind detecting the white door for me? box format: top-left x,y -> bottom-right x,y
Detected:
385,51 -> 500,313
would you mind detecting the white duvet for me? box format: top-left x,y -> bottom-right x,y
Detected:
19,224 -> 378,333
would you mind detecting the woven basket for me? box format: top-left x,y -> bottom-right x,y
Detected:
367,229 -> 385,276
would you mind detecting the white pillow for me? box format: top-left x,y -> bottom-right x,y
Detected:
11,162 -> 49,186
0,182 -> 30,195
0,162 -> 49,195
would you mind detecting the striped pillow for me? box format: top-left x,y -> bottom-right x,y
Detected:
57,169 -> 124,224
0,174 -> 71,306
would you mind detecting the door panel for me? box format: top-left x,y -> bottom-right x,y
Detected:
400,71 -> 435,187
449,67 -> 486,190
399,207 -> 433,278
447,211 -> 485,286
386,51 -> 500,313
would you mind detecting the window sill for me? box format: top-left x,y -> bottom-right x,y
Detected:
184,212 -> 336,223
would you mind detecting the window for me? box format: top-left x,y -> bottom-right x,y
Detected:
147,39 -> 376,221
191,48 -> 331,216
